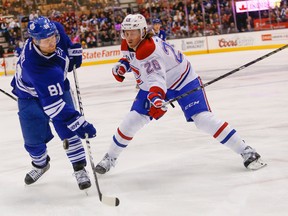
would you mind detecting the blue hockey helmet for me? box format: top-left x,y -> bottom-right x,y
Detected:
27,16 -> 59,42
152,18 -> 161,25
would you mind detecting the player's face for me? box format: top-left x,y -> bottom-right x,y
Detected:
153,23 -> 161,32
123,30 -> 141,49
38,35 -> 57,54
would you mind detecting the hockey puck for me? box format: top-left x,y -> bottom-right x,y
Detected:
63,139 -> 69,150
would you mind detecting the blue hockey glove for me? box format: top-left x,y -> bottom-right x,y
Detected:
68,43 -> 83,72
66,115 -> 96,139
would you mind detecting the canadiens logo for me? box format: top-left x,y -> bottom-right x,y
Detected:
123,54 -> 132,61
129,53 -> 134,60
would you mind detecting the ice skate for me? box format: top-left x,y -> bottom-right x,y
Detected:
241,146 -> 267,170
73,168 -> 91,190
24,162 -> 50,185
95,153 -> 117,174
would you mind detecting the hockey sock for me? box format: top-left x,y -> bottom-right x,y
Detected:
30,150 -> 49,168
108,110 -> 150,158
25,143 -> 49,167
65,135 -> 86,164
192,111 -> 247,154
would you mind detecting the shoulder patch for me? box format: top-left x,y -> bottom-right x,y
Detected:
121,40 -> 129,51
136,39 -> 156,60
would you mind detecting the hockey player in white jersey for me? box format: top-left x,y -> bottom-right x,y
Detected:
10,17 -> 96,190
95,14 -> 266,174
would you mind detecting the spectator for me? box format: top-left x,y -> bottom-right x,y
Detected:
80,33 -> 87,48
14,40 -> 23,57
280,4 -> 287,21
227,22 -> 238,34
0,45 -> 4,58
7,44 -> 15,53
180,22 -> 189,37
86,32 -> 97,48
0,18 -> 8,33
80,22 -> 88,34
108,25 -> 117,44
2,0 -> 288,48
192,29 -> 203,37
126,3 -> 135,14
8,18 -> 20,31
71,32 -> 81,43
100,31 -> 111,45
29,10 -> 38,21
171,22 -> 181,37
173,10 -> 184,23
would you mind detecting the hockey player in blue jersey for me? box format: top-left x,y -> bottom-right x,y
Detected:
152,18 -> 166,41
10,16 -> 96,190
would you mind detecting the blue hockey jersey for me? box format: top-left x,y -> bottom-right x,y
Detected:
11,22 -> 79,122
155,30 -> 166,41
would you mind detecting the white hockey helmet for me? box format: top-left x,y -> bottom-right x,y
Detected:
121,14 -> 147,39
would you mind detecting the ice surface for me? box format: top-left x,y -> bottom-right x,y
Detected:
0,48 -> 287,216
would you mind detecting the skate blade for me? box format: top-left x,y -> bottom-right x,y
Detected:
247,158 -> 267,170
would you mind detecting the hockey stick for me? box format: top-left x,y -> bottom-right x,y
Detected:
72,66 -> 120,207
0,88 -> 17,101
163,44 -> 288,106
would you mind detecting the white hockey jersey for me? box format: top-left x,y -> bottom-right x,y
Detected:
120,36 -> 198,94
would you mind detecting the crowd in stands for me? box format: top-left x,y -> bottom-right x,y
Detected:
0,0 -> 287,56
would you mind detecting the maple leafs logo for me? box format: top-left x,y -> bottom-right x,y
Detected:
29,23 -> 35,30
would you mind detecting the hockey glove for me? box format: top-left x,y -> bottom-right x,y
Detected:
66,115 -> 96,139
148,88 -> 167,120
68,43 -> 83,72
112,62 -> 128,82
